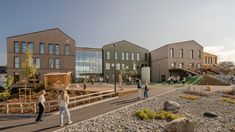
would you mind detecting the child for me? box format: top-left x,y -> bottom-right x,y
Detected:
143,80 -> 149,99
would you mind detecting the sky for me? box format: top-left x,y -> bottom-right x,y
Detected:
0,0 -> 235,65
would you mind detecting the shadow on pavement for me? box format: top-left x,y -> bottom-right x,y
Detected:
31,125 -> 59,132
0,122 -> 36,131
110,97 -> 141,105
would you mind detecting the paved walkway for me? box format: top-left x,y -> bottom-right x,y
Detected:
0,85 -> 179,132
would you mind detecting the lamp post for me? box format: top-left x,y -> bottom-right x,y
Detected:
159,64 -> 160,83
113,44 -> 116,93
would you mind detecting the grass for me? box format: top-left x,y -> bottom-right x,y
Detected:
223,98 -> 235,104
135,108 -> 179,121
179,94 -> 200,100
186,76 -> 202,85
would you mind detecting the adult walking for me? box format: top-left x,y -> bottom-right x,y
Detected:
35,90 -> 46,122
137,79 -> 142,99
143,80 -> 149,99
58,89 -> 72,127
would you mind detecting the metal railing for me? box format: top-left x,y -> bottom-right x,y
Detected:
0,90 -> 115,114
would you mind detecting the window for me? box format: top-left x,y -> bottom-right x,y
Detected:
65,45 -> 70,55
55,44 -> 60,55
189,63 -> 194,68
171,63 -> 176,68
14,57 -> 19,68
30,58 -> 34,65
122,52 -> 125,60
180,49 -> 183,58
115,52 -> 117,60
55,59 -> 60,69
40,43 -> 45,54
215,57 -> 217,64
48,44 -> 54,54
122,64 -> 125,70
205,57 -> 207,64
29,42 -> 33,53
14,72 -> 19,83
133,63 -> 136,70
137,53 -> 140,61
131,52 -> 134,60
116,63 -> 120,70
49,58 -> 53,69
198,50 -> 202,59
126,65 -> 129,69
126,52 -> 129,60
36,58 -> 40,68
170,48 -> 174,58
107,51 -> 110,60
179,63 -> 184,69
22,42 -> 26,53
197,63 -> 201,68
105,63 -> 110,70
14,41 -> 19,53
145,53 -> 148,61
190,50 -> 194,59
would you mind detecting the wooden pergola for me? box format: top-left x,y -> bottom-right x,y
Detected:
44,72 -> 71,90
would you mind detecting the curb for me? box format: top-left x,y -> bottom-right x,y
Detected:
54,88 -> 182,132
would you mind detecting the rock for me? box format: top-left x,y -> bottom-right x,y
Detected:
164,100 -> 181,112
203,112 -> 218,118
163,117 -> 195,132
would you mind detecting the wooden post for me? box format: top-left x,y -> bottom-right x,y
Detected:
20,104 -> 23,114
34,102 -> 37,114
6,104 -> 9,114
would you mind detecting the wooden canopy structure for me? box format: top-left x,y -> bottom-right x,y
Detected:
44,72 -> 71,89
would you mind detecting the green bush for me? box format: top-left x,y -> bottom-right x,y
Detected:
0,91 -> 10,101
223,98 -> 235,104
135,109 -> 179,121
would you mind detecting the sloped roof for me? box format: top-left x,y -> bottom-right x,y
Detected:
103,40 -> 149,51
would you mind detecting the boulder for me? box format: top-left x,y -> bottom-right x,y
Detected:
164,100 -> 181,112
164,117 -> 195,132
203,112 -> 218,118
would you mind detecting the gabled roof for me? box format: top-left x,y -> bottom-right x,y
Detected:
103,40 -> 149,51
7,28 -> 75,42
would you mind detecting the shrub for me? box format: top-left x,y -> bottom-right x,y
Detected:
205,86 -> 212,91
135,109 -> 155,120
180,94 -> 200,100
135,109 -> 179,121
0,91 -> 10,101
155,111 -> 179,121
223,98 -> 235,104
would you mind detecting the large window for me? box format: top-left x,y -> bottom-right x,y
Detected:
55,44 -> 60,55
55,59 -> 60,69
126,52 -> 129,60
14,72 -> 19,83
22,42 -> 27,53
121,52 -> 125,60
198,50 -> 202,59
14,41 -> 19,53
131,52 -> 134,60
36,58 -> 40,68
189,63 -> 194,68
49,58 -> 53,69
190,50 -> 194,59
65,45 -> 70,55
197,63 -> 201,68
48,44 -> 54,54
179,63 -> 184,69
170,48 -> 174,58
29,42 -> 34,53
171,62 -> 176,68
40,43 -> 45,54
137,53 -> 140,61
116,63 -> 120,70
180,49 -> 183,58
106,63 -> 110,70
107,51 -> 110,60
133,63 -> 136,70
115,52 -> 117,60
14,57 -> 19,68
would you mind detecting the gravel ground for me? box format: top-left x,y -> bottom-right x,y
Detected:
56,89 -> 235,132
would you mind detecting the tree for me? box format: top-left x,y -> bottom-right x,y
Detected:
21,46 -> 36,89
217,61 -> 235,75
5,75 -> 13,92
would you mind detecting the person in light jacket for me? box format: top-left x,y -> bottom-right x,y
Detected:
35,90 -> 46,122
58,89 -> 72,127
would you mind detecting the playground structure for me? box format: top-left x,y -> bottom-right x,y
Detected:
44,72 -> 71,90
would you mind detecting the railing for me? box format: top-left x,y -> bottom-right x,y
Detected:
0,90 -> 116,114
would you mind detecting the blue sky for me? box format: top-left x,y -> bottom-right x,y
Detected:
1,0 -> 235,65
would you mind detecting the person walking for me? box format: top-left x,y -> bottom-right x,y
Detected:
106,75 -> 109,84
58,89 -> 72,127
137,79 -> 142,99
35,90 -> 46,122
143,80 -> 149,99
182,76 -> 186,86
83,78 -> 87,90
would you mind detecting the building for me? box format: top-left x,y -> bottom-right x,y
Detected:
102,40 -> 149,82
0,66 -> 7,88
150,40 -> 203,82
7,28 -> 76,84
203,52 -> 218,67
75,47 -> 102,82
